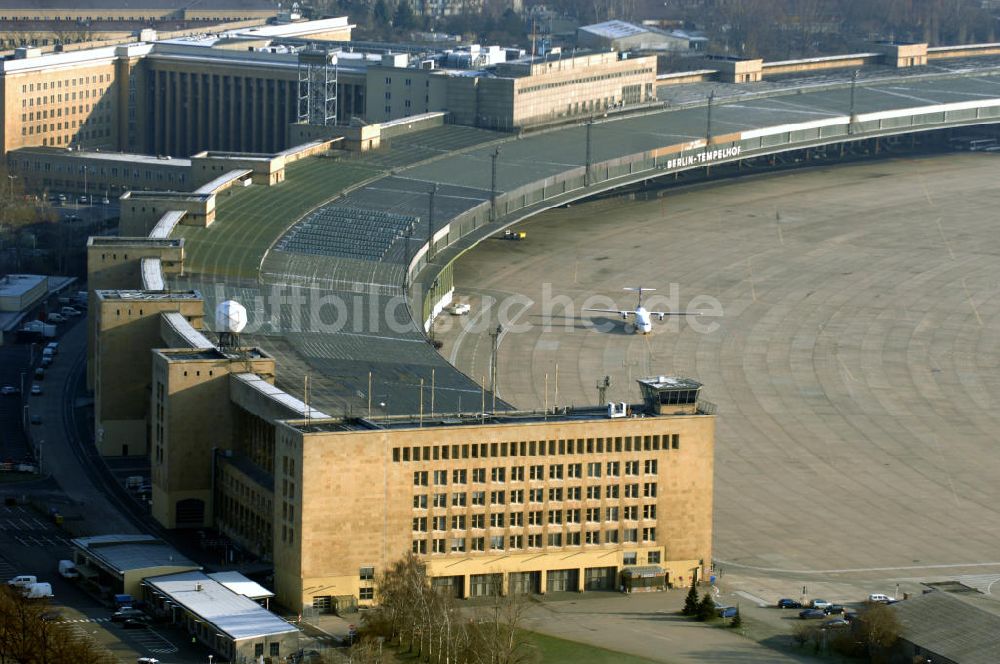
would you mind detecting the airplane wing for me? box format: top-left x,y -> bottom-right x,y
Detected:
583,308 -> 635,319
648,311 -> 702,320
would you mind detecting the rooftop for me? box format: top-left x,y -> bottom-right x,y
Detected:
890,591 -> 1000,663
206,571 -> 274,600
144,571 -> 297,641
156,346 -> 271,362
579,20 -> 654,40
12,147 -> 191,167
95,289 -> 201,301
636,376 -> 703,391
0,274 -> 46,299
87,236 -> 182,248
71,534 -> 198,574
0,0 -> 276,10
287,401 -> 708,435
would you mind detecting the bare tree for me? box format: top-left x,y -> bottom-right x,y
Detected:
0,586 -> 117,664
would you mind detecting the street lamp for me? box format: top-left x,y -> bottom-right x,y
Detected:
7,173 -> 17,199
848,69 -> 860,134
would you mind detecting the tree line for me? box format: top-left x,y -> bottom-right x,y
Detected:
347,552 -> 537,664
0,587 -> 118,664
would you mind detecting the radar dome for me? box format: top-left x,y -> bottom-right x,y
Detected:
215,300 -> 248,334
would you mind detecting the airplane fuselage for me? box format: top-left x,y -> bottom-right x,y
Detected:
634,307 -> 653,334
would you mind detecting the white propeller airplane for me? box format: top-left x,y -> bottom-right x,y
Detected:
583,287 -> 700,334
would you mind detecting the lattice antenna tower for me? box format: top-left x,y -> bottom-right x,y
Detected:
297,47 -> 338,126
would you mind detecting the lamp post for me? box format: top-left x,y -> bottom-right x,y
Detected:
584,117 -> 593,186
706,90 -> 716,147
490,146 -> 501,222
848,69 -> 860,134
7,173 -> 17,199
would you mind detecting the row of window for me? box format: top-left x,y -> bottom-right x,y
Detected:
412,527 -> 657,554
20,74 -> 110,94
396,434 -> 679,464
518,67 -> 656,95
414,459 -> 659,486
413,482 -> 659,508
413,504 -> 657,531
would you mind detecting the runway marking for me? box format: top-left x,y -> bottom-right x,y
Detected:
872,87 -> 939,105
746,258 -> 758,302
934,217 -> 955,261
962,278 -> 983,326
713,560 -> 1000,574
920,182 -> 934,206
775,208 -> 784,245
735,590 -> 769,607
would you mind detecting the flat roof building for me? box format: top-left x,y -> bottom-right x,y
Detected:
71,534 -> 200,597
142,570 -> 299,662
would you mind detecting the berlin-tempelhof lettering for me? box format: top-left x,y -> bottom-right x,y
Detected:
665,145 -> 742,170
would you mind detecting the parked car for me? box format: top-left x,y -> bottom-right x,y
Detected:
45,342 -> 59,354
35,367 -> 45,380
821,618 -> 850,629
868,593 -> 895,604
46,313 -> 65,324
111,607 -> 145,623
448,302 -> 471,315
799,608 -> 826,620
40,357 -> 52,369
810,599 -> 832,609
823,604 -> 845,615
777,598 -> 802,609
121,617 -> 149,629
30,414 -> 41,425
60,307 -> 81,317
0,385 -> 18,396
717,606 -> 738,619
30,384 -> 42,395
77,195 -> 89,205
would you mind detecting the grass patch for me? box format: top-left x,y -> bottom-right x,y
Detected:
522,630 -> 665,664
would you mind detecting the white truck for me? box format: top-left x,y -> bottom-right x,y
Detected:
23,582 -> 53,599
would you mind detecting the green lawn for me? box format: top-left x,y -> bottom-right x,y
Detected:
523,631 -> 664,664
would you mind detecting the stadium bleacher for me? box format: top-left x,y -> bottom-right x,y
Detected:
275,206 -> 417,261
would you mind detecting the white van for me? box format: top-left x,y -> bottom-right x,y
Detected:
58,560 -> 79,579
868,593 -> 895,604
23,582 -> 53,599
46,313 -> 65,324
7,575 -> 37,588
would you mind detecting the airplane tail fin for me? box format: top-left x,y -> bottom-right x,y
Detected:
623,286 -> 655,307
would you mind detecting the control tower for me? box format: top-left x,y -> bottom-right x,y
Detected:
637,376 -> 703,415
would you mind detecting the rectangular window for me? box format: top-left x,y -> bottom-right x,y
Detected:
452,492 -> 467,507
529,488 -> 544,503
624,506 -> 638,521
433,539 -> 446,553
548,487 -> 563,502
413,471 -> 428,486
509,511 -> 523,527
491,467 -> 506,483
510,466 -> 524,481
623,551 -> 637,565
490,535 -> 504,550
567,486 -> 581,500
412,517 -> 427,532
413,495 -> 427,509
433,493 -> 447,508
549,464 -> 563,480
529,464 -> 544,480
606,529 -> 619,544
547,532 -> 563,547
645,460 -> 658,475
472,468 -> 486,483
451,537 -> 466,552
567,463 -> 582,479
607,461 -> 620,477
566,509 -> 581,524
567,531 -> 581,546
510,489 -> 524,504
528,533 -> 542,548
528,511 -> 542,526
359,587 -> 375,600
648,550 -> 661,564
643,483 -> 657,498
434,470 -> 448,485
642,527 -> 656,542
625,484 -> 640,498
412,539 -> 427,554
490,513 -> 504,528
586,508 -> 601,522
605,485 -> 620,499
643,504 -> 656,520
472,537 -> 485,552
472,491 -> 486,506
433,516 -> 447,531
359,567 -> 374,580
453,469 -> 467,484
587,462 -> 601,478
624,528 -> 638,543
585,530 -> 600,545
471,514 -> 485,529
490,490 -> 505,505
451,515 -> 466,530
547,510 -> 563,525
587,486 -> 601,500
509,535 -> 523,549
625,461 -> 639,476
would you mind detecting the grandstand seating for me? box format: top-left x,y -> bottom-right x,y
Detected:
276,206 -> 417,261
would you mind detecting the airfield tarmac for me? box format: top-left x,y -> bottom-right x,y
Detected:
434,153 -> 1000,598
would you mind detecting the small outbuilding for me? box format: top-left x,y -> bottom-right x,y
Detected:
621,565 -> 667,593
143,570 -> 299,662
71,534 -> 200,598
